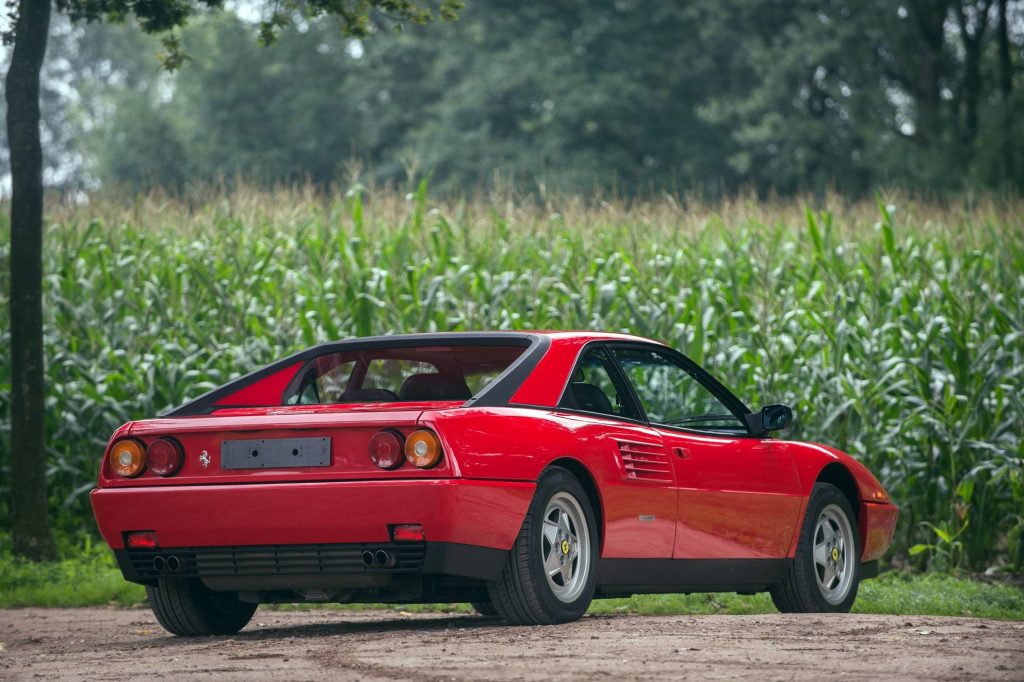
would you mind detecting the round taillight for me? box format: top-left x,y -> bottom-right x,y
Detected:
109,439 -> 146,478
148,437 -> 184,477
405,429 -> 442,469
369,430 -> 405,470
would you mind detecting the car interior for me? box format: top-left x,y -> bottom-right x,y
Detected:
287,345 -> 522,404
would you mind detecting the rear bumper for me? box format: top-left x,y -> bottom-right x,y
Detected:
114,540 -> 508,585
92,478 -> 535,555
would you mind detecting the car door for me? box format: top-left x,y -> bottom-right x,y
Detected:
607,344 -> 803,560
554,344 -> 677,559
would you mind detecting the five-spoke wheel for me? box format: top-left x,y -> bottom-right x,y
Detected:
812,504 -> 855,605
541,492 -> 592,604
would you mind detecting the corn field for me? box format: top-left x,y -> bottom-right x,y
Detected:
1,184 -> 1022,572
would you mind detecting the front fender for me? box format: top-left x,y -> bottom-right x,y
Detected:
784,440 -> 891,503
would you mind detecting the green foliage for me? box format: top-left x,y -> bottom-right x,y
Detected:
30,0 -> 1024,195
0,535 -> 144,607
53,0 -> 461,62
590,572 -> 1024,620
0,187 -> 1021,572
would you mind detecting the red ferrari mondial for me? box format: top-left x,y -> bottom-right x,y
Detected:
92,331 -> 898,635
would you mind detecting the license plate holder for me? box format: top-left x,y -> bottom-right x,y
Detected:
221,437 -> 331,470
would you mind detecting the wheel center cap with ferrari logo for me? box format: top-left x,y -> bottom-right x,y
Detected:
561,539 -> 570,555
831,547 -> 840,562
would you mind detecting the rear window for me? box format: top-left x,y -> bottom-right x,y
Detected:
284,344 -> 526,405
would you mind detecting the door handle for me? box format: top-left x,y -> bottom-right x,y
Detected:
672,447 -> 690,459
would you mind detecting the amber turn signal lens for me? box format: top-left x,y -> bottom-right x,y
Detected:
405,429 -> 442,468
110,439 -> 146,478
148,437 -> 184,477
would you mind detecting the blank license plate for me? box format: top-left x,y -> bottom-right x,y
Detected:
221,437 -> 331,470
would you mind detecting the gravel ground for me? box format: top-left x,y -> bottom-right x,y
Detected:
1,607 -> 1022,680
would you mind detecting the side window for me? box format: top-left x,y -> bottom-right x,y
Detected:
559,347 -> 641,420
611,347 -> 745,433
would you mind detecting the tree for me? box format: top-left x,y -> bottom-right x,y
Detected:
3,0 -> 461,561
6,0 -> 56,562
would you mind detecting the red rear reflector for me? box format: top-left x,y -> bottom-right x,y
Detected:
126,531 -> 159,549
147,437 -> 184,477
369,430 -> 405,470
391,524 -> 425,542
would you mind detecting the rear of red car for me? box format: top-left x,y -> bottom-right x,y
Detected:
91,334 -> 547,608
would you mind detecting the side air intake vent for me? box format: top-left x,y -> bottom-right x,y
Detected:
617,441 -> 673,482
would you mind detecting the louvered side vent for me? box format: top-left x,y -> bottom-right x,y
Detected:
617,441 -> 673,482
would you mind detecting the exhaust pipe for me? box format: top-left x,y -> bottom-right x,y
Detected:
361,550 -> 396,568
152,555 -> 182,574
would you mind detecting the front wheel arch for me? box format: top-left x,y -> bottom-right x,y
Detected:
816,462 -> 860,514
815,462 -> 863,555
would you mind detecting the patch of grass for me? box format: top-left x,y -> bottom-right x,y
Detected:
0,541 -> 144,608
589,572 -> 1024,620
854,572 -> 1024,619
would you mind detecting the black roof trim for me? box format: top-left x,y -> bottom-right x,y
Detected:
162,332 -> 548,417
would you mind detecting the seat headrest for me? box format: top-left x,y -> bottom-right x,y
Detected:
342,388 -> 400,403
571,383 -> 613,415
398,373 -> 472,402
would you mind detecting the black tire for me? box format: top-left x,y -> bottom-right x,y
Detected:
147,578 -> 257,636
771,482 -> 861,613
486,466 -> 598,625
470,601 -> 499,617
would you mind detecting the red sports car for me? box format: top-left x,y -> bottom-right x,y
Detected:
92,331 -> 898,635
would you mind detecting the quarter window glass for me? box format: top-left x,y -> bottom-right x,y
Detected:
611,348 -> 745,432
560,347 -> 640,420
314,358 -> 356,403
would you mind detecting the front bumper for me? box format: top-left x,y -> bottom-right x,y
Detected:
860,501 -> 899,562
92,478 -> 535,579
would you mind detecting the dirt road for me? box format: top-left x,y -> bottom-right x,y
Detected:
1,606 -> 1021,680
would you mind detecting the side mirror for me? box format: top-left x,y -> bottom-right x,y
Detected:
745,404 -> 793,436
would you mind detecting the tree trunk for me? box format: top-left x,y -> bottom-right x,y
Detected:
996,0 -> 1011,97
955,0 -> 992,164
6,0 -> 57,561
909,0 -> 949,146
996,0 -> 1014,179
